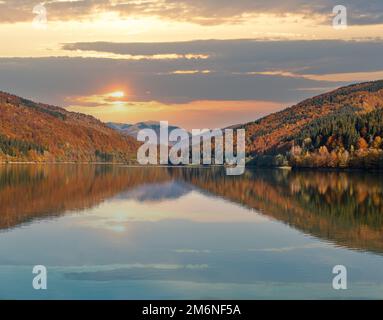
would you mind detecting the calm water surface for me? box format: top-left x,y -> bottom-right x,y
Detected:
0,164 -> 383,299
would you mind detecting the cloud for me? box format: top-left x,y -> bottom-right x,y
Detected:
62,39 -> 383,75
247,243 -> 326,253
0,56 -> 333,105
1,0 -> 383,25
1,39 -> 383,108
247,70 -> 383,83
6,38 -> 382,129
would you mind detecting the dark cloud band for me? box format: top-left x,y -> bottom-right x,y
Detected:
0,39 -> 382,106
1,0 -> 383,25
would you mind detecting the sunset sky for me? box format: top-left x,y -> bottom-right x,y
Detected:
0,0 -> 382,129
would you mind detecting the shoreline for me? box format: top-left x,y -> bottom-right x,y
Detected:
1,161 -> 383,173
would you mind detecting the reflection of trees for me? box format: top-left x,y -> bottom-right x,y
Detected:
1,165 -> 383,255
0,165 -> 171,229
171,168 -> 383,255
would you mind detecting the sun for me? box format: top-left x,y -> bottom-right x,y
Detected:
109,91 -> 125,98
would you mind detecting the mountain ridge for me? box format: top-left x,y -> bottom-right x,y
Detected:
239,80 -> 383,168
241,80 -> 383,155
0,91 -> 139,162
107,121 -> 186,146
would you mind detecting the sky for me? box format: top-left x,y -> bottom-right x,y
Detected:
0,0 -> 382,129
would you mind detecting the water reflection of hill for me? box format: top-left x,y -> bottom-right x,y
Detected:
1,165 -> 383,255
0,165 -> 171,229
172,168 -> 383,254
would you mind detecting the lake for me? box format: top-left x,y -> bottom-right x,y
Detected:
0,164 -> 382,299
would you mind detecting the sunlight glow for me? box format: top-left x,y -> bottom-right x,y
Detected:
109,91 -> 125,98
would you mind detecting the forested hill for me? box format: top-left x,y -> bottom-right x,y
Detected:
0,92 -> 139,162
3,80 -> 383,168
242,80 -> 383,168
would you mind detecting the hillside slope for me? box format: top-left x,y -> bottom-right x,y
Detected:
241,80 -> 383,168
0,92 -> 139,162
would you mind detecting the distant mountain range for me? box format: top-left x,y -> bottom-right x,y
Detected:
2,80 -> 383,167
107,121 -> 184,145
107,121 -> 219,148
